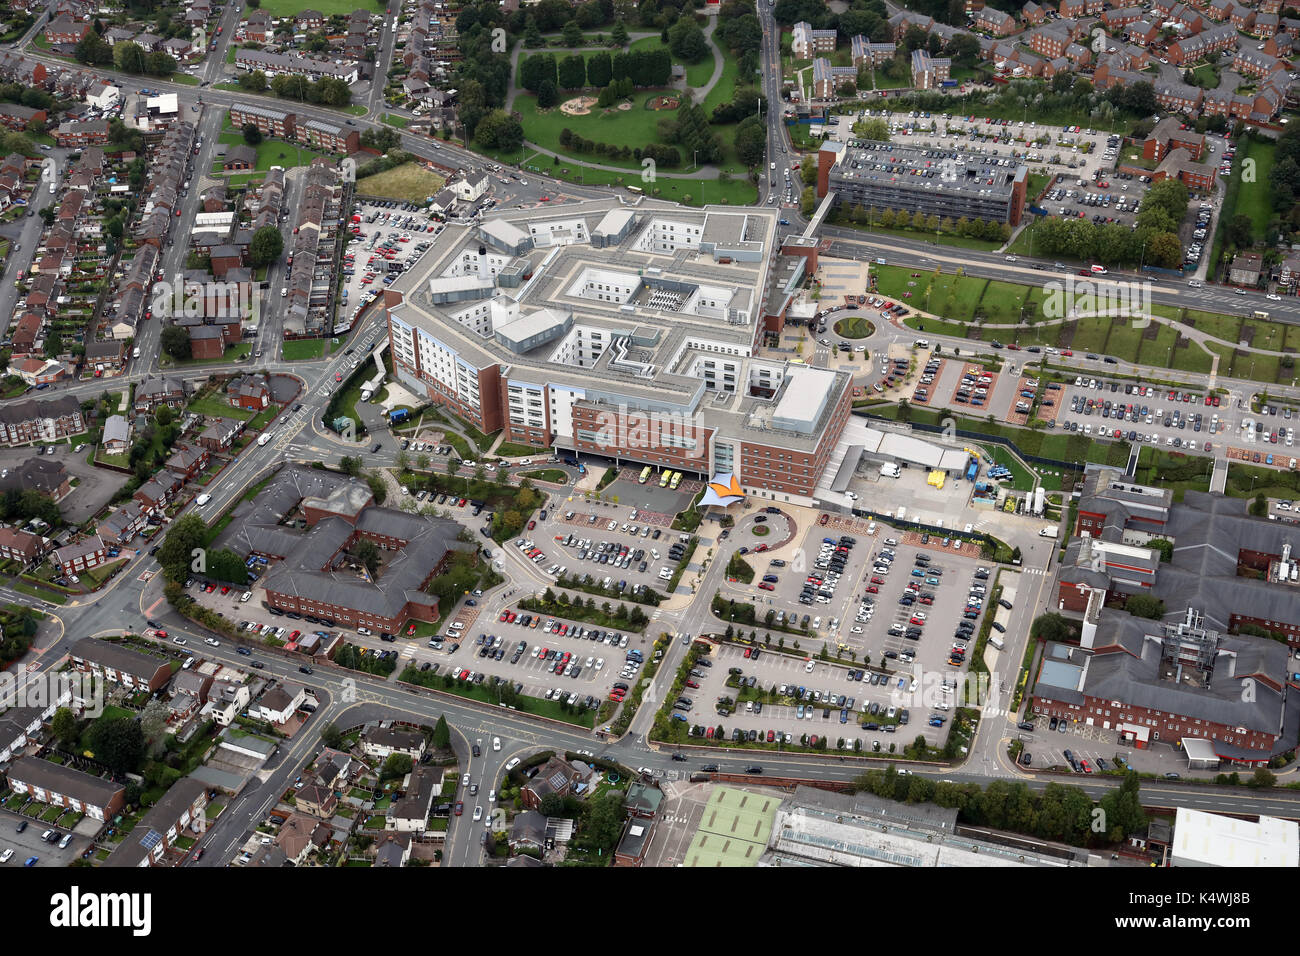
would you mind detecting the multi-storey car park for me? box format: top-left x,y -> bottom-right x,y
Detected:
381,198 -> 853,505
817,139 -> 1028,226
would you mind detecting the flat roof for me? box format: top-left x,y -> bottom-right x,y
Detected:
1172,807 -> 1298,867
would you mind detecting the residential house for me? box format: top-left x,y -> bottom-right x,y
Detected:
387,765 -> 441,832
134,376 -> 187,415
361,724 -> 427,763
0,526 -> 50,567
249,681 -> 306,724
1229,251 -> 1265,287
0,457 -> 71,502
101,414 -> 131,454
51,534 -> 107,576
7,757 -> 125,821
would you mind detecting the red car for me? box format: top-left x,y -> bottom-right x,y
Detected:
609,690 -> 627,701
685,680 -> 700,689
335,373 -> 343,382
1061,349 -> 1073,356
539,195 -> 550,202
1080,760 -> 1092,773
767,730 -> 775,742
743,648 -> 752,658
527,520 -> 536,530
191,847 -> 204,862
1212,395 -> 1221,407
499,611 -> 510,621
755,543 -> 768,553
818,514 -> 829,526
706,727 -> 715,738
220,585 -> 231,594
458,499 -> 467,507
506,611 -> 516,622
758,582 -> 774,591
909,616 -> 926,626
865,585 -> 879,594
454,802 -> 464,816
871,576 -> 885,585
406,624 -> 417,635
288,630 -> 301,641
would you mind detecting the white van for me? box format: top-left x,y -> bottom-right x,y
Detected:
195,493 -> 211,506
132,347 -> 141,359
258,433 -> 271,446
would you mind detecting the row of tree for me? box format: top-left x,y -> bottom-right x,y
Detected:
520,47 -> 674,94
76,33 -> 177,77
235,70 -> 353,107
1028,178 -> 1188,269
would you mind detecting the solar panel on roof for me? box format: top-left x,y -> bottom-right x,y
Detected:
138,828 -> 163,850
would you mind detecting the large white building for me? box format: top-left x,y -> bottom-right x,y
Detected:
1171,807 -> 1299,867
383,197 -> 853,504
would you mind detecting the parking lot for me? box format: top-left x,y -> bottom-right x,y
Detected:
1017,716 -> 1127,775
1050,377 -> 1233,458
424,607 -> 650,707
0,809 -> 87,867
673,640 -> 950,753
0,442 -> 124,525
333,200 -> 446,330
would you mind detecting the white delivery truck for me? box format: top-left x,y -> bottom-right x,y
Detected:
879,463 -> 901,478
1039,525 -> 1059,539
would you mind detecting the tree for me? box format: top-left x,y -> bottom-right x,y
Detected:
1124,594 -> 1165,620
51,707 -> 78,746
1032,612 -> 1073,643
668,18 -> 708,62
1250,492 -> 1268,516
1251,766 -> 1277,788
583,789 -> 626,851
734,114 -> 766,167
160,325 -> 191,361
562,19 -> 584,46
354,539 -> 382,576
432,715 -> 451,750
588,50 -> 613,88
558,53 -> 587,89
208,547 -> 251,584
365,472 -> 388,505
242,123 -> 263,146
320,722 -> 343,748
249,226 -> 285,268
87,716 -> 145,774
537,77 -> 559,108
538,792 -> 567,816
474,109 -> 524,151
157,513 -> 208,583
611,20 -> 629,46
382,753 -> 414,779
139,699 -> 171,755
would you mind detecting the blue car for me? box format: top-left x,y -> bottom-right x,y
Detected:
23,856 -> 37,866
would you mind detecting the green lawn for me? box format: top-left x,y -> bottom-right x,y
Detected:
167,343 -> 252,366
382,113 -> 409,128
495,441 -> 549,457
188,395 -> 255,421
1234,137 -> 1277,242
282,339 -> 327,361
833,316 -> 874,338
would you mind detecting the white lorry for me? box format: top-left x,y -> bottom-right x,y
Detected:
1039,526 -> 1059,539
879,462 -> 901,478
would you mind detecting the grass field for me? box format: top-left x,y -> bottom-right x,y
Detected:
833,316 -> 874,338
1235,137 -> 1277,241
188,395 -> 254,421
356,162 -> 447,203
282,339 -> 327,360
259,0 -> 383,14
